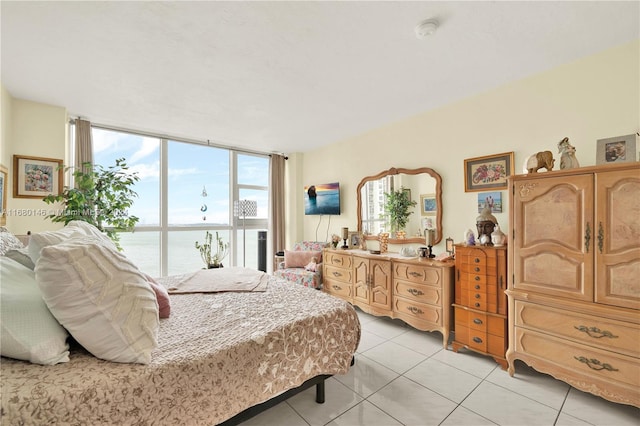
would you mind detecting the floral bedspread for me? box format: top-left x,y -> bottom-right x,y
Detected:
0,275 -> 361,425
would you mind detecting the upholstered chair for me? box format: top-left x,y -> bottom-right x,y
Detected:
273,241 -> 329,289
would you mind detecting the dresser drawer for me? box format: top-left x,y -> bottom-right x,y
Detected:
455,324 -> 506,357
325,265 -> 352,284
514,328 -> 640,389
393,297 -> 441,325
325,251 -> 353,269
515,301 -> 640,357
323,278 -> 352,299
394,280 -> 441,305
393,262 -> 443,287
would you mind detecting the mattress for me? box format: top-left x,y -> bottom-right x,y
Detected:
0,274 -> 361,425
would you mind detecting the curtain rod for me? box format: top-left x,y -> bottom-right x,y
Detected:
69,117 -> 282,158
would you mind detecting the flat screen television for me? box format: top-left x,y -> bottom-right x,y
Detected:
304,182 -> 340,215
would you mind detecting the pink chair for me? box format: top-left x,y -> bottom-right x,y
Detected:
273,241 -> 329,289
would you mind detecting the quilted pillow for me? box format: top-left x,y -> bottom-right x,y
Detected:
35,239 -> 159,364
284,250 -> 322,268
0,230 -> 24,256
28,226 -> 85,264
0,256 -> 70,365
67,220 -> 118,251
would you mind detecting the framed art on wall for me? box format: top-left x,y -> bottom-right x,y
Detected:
477,192 -> 502,213
0,165 -> 7,226
596,134 -> 637,164
464,152 -> 514,192
420,193 -> 437,215
13,155 -> 63,198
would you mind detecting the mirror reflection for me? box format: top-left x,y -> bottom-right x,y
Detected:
357,167 -> 443,245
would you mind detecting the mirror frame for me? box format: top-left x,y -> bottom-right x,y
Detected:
357,167 -> 443,245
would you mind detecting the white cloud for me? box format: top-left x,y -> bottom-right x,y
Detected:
129,137 -> 159,163
129,161 -> 160,180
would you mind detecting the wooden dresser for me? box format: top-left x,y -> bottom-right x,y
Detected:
323,248 -> 454,348
452,244 -> 508,369
507,162 -> 640,407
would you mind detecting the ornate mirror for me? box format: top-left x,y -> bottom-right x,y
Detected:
357,167 -> 443,245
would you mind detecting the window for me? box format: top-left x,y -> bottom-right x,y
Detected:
88,124 -> 269,276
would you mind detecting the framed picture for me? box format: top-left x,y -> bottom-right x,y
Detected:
446,237 -> 454,255
420,193 -> 437,215
596,134 -> 637,164
421,216 -> 435,230
0,165 -> 7,226
477,192 -> 502,213
13,155 -> 63,199
348,231 -> 361,249
464,152 -> 514,192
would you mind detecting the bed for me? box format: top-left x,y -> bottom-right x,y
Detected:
0,225 -> 361,425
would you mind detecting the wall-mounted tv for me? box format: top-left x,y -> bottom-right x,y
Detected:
304,182 -> 340,215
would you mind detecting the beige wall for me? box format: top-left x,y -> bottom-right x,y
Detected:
295,40 -> 640,252
1,86 -> 68,233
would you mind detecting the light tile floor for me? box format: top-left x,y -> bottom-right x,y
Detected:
243,308 -> 640,426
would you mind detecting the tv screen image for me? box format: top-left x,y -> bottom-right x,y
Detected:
304,182 -> 340,215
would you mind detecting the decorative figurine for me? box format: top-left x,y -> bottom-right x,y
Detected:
524,150 -> 555,173
476,202 -> 498,246
558,137 -> 580,170
464,229 -> 475,246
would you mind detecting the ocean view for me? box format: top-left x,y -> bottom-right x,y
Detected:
119,229 -> 262,278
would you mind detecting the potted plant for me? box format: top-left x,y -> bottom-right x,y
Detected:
195,231 -> 229,268
383,187 -> 417,237
43,158 -> 139,250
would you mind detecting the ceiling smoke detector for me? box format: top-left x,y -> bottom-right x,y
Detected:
414,19 -> 439,39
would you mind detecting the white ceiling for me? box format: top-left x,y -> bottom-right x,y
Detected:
2,1 -> 638,155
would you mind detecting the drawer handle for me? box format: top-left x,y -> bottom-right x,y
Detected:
332,258 -> 342,265
574,325 -> 619,339
332,284 -> 342,291
407,288 -> 424,296
474,285 -> 480,290
409,271 -> 423,278
474,303 -> 480,308
574,356 -> 618,372
474,267 -> 480,272
473,318 -> 483,325
472,337 -> 483,344
474,258 -> 480,263
407,306 -> 424,315
474,276 -> 480,281
474,294 -> 481,299
332,271 -> 342,277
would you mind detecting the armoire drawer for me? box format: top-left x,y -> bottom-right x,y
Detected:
514,327 -> 640,389
515,301 -> 640,357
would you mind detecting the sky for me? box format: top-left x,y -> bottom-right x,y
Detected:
92,128 -> 269,226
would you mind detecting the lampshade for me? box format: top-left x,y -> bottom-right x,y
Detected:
342,227 -> 349,239
234,200 -> 258,217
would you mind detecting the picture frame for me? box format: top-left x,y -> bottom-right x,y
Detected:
348,231 -> 361,249
13,155 -> 63,199
596,134 -> 637,165
446,237 -> 454,255
477,192 -> 502,213
464,152 -> 514,192
0,165 -> 7,226
420,193 -> 437,215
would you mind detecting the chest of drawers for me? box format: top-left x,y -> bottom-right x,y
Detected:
452,244 -> 508,369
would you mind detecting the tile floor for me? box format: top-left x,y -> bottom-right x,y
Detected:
243,308 -> 639,426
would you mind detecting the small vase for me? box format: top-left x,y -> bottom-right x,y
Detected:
491,225 -> 506,246
396,230 -> 406,239
379,232 -> 389,254
208,263 -> 223,269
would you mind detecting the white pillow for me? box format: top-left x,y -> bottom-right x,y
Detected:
0,257 -> 70,365
35,240 -> 159,364
28,226 -> 85,264
67,220 -> 118,251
